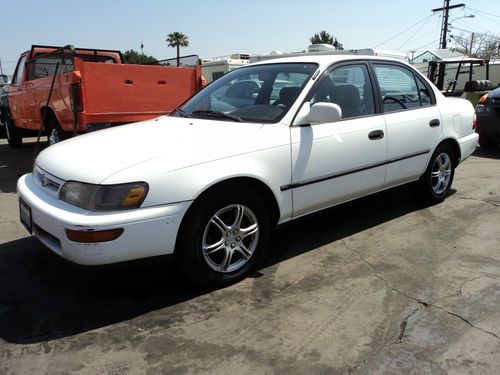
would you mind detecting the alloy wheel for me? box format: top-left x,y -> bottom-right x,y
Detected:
431,152 -> 452,195
202,204 -> 259,273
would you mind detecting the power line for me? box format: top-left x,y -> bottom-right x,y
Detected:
466,6 -> 500,18
413,38 -> 442,52
454,19 -> 498,34
373,14 -> 434,48
398,15 -> 434,50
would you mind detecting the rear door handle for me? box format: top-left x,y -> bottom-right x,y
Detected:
429,119 -> 440,127
368,129 -> 384,140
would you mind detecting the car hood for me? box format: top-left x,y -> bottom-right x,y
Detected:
35,116 -> 280,184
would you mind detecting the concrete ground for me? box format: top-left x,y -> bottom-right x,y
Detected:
0,138 -> 499,375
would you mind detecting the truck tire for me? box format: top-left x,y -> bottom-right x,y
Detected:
5,116 -> 22,148
47,117 -> 70,145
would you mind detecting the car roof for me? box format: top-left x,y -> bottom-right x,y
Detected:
249,54 -> 410,69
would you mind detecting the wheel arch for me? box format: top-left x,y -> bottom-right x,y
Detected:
192,176 -> 281,227
174,176 -> 280,255
40,106 -> 59,124
436,138 -> 461,167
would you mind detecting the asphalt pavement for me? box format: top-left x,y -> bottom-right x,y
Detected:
1,138 -> 499,374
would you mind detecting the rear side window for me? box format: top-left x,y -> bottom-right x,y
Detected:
373,64 -> 424,113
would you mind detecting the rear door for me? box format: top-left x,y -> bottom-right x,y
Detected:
290,62 -> 387,217
371,63 -> 441,186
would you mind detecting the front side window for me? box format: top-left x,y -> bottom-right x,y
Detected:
178,63 -> 318,123
373,64 -> 422,112
310,64 -> 375,119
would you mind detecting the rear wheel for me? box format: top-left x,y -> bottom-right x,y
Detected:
175,185 -> 270,286
46,117 -> 70,145
5,116 -> 22,148
416,144 -> 455,204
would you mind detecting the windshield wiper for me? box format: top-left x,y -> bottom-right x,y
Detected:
191,110 -> 242,122
174,108 -> 190,118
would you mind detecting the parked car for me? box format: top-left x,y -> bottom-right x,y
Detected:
475,87 -> 500,149
17,55 -> 478,285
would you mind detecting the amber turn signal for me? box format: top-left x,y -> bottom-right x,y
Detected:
66,228 -> 124,243
121,186 -> 146,206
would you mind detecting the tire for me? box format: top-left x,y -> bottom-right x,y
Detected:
175,184 -> 271,286
478,134 -> 496,150
416,144 -> 455,204
5,115 -> 22,148
46,117 -> 70,145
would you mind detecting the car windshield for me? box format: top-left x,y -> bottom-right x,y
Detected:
176,63 -> 318,123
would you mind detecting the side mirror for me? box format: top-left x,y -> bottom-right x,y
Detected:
305,102 -> 342,124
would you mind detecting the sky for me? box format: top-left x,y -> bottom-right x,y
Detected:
1,0 -> 499,76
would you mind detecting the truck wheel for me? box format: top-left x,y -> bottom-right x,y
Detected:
175,184 -> 270,286
5,116 -> 22,148
47,117 -> 70,145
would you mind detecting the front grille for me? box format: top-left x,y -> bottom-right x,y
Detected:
33,165 -> 64,198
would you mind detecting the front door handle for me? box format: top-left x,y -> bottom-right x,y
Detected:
429,119 -> 440,127
368,129 -> 384,140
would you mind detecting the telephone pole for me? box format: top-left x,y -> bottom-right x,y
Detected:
432,1 -> 465,49
431,1 -> 465,90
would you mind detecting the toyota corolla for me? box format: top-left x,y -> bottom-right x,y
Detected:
17,55 -> 478,285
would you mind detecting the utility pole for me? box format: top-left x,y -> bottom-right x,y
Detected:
469,32 -> 474,55
432,1 -> 465,49
431,1 -> 465,89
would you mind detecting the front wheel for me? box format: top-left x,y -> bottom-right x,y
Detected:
416,144 -> 455,204
5,116 -> 22,148
175,185 -> 270,286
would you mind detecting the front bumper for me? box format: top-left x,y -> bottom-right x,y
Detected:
17,173 -> 191,265
457,132 -> 479,163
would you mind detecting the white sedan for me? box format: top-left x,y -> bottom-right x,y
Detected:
17,55 -> 478,285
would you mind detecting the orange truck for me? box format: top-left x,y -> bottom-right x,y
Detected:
2,45 -> 205,147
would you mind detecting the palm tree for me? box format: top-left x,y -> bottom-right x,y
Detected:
166,32 -> 189,67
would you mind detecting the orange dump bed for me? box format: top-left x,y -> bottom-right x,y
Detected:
7,46 -> 204,136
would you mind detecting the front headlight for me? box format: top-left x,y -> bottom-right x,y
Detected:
59,181 -> 148,211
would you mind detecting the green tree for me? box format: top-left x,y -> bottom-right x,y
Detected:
166,32 -> 189,67
123,49 -> 158,65
309,30 -> 344,50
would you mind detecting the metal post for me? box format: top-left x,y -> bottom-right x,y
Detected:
33,62 -> 60,162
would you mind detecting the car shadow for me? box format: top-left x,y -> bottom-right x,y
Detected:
0,184 -> 428,344
0,139 -> 47,193
473,146 -> 500,160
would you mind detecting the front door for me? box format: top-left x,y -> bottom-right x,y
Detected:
8,54 -> 28,127
289,63 -> 387,217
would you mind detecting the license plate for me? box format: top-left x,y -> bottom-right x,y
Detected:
19,198 -> 33,234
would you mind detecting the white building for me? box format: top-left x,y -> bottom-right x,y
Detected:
202,54 -> 250,84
